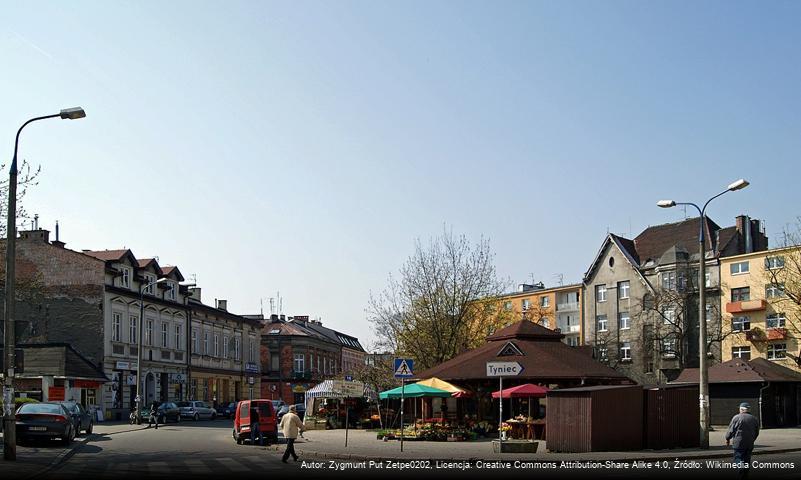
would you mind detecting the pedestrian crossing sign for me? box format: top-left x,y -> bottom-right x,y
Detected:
394,358 -> 414,378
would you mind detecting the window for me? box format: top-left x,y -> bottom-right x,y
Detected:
112,313 -> 121,342
662,308 -> 676,325
596,314 -> 608,332
129,316 -> 138,345
595,285 -> 607,303
213,334 -> 219,357
706,271 -> 711,288
766,313 -> 786,329
567,337 -> 578,347
620,342 -> 631,361
161,322 -> 169,347
522,299 -> 530,311
662,337 -> 677,358
598,345 -> 608,361
767,343 -> 787,360
504,301 -> 512,311
294,353 -> 305,373
144,274 -> 156,294
120,267 -> 131,288
618,281 -> 630,300
732,316 -> 750,332
166,282 -> 176,301
146,319 -> 154,346
705,304 -> 715,323
731,287 -> 750,302
540,296 -> 549,308
618,312 -> 630,330
175,324 -> 183,351
732,346 -> 751,360
661,271 -> 676,291
765,256 -> 785,270
223,335 -> 229,358
192,329 -> 198,353
247,338 -> 252,362
730,261 -> 750,275
203,331 -> 209,355
766,283 -> 785,299
271,353 -> 279,372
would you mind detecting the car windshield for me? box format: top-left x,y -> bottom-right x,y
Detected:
176,402 -> 190,407
60,403 -> 80,413
20,403 -> 63,414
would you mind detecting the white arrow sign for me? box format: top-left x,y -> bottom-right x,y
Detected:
486,361 -> 524,377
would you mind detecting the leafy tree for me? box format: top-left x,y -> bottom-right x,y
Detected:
367,227 -> 508,371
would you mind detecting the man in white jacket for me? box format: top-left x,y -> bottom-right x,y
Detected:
279,405 -> 305,463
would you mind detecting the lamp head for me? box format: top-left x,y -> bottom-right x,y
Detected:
60,107 -> 86,120
155,277 -> 169,284
657,200 -> 676,208
727,179 -> 749,191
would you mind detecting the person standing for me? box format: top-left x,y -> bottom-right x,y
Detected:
725,402 -> 760,479
148,401 -> 160,430
279,405 -> 305,463
250,406 -> 263,446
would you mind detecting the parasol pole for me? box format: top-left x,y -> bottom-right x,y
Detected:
400,379 -> 405,452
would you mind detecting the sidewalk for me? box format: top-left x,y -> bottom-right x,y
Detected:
266,427 -> 801,462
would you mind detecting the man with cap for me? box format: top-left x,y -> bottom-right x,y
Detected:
725,402 -> 760,479
279,405 -> 305,463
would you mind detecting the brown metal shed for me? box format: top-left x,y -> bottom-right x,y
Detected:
546,385 -> 643,452
643,385 -> 700,449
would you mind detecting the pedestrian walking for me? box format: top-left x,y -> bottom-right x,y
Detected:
725,402 -> 760,479
250,406 -> 264,446
148,401 -> 160,430
279,405 -> 305,463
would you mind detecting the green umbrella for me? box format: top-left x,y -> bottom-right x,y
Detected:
379,383 -> 452,399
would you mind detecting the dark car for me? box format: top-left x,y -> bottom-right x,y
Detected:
16,402 -> 76,445
271,399 -> 285,412
60,401 -> 94,436
277,403 -> 306,421
216,402 -> 237,419
138,402 -> 181,424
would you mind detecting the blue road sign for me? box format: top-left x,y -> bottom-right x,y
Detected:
394,358 -> 414,378
344,375 -> 353,382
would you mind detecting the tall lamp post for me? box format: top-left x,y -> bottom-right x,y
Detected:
4,108 -> 86,461
657,178 -> 749,449
136,277 -> 168,423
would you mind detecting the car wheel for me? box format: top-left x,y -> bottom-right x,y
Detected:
75,422 -> 82,437
211,413 -> 217,420
176,414 -> 181,423
86,422 -> 93,435
62,427 -> 73,446
193,413 -> 199,421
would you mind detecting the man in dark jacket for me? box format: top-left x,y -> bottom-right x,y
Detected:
725,402 -> 760,479
148,401 -> 160,430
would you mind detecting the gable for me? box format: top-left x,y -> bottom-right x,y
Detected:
497,341 -> 524,357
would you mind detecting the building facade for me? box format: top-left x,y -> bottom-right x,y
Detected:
188,291 -> 262,405
584,215 -> 768,385
720,246 -> 801,373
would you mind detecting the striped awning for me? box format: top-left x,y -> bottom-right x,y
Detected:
304,380 -> 347,403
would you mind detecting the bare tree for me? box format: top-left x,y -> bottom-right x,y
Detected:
367,227 -> 508,371
762,219 -> 801,365
0,159 -> 41,238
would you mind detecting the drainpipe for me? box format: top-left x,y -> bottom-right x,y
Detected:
758,381 -> 770,428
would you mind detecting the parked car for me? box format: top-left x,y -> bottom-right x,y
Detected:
177,401 -> 217,420
136,402 -> 182,424
277,403 -> 306,421
15,402 -> 76,445
232,399 -> 277,445
60,401 -> 94,436
216,402 -> 237,419
271,399 -> 285,412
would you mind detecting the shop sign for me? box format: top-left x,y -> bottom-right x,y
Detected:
115,361 -> 137,370
244,362 -> 259,373
126,374 -> 137,386
291,384 -> 307,393
171,373 -> 186,384
247,377 -> 255,385
48,386 -> 66,401
74,380 -> 102,389
332,379 -> 364,398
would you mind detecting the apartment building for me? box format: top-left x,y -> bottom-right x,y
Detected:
491,283 -> 584,346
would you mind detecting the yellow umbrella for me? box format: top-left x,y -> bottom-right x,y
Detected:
414,377 -> 468,395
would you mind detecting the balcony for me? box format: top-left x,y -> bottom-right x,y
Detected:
726,299 -> 767,314
766,328 -> 788,341
557,302 -> 579,312
557,324 -> 581,334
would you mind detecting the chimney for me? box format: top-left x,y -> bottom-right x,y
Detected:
51,221 -> 66,248
188,287 -> 202,301
270,314 -> 280,322
19,229 -> 50,243
215,299 -> 227,311
279,314 -> 286,321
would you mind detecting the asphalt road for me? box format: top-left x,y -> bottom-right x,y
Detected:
39,419 -> 296,479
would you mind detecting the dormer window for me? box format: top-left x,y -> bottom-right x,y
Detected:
166,281 -> 176,301
144,274 -> 156,294
120,267 -> 131,289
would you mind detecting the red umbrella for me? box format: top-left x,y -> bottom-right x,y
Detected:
491,383 -> 549,399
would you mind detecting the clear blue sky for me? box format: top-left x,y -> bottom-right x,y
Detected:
2,1 -> 799,350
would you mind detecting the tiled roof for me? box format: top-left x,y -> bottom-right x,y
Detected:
83,249 -> 130,262
633,217 -> 719,266
417,321 -> 631,382
672,358 -> 801,384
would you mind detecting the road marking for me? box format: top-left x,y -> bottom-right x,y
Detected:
185,459 -> 209,474
216,457 -> 250,472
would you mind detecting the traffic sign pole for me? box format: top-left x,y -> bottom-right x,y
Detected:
499,376 -> 503,450
400,379 -> 405,452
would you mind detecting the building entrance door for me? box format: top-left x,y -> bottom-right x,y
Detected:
145,373 -> 156,404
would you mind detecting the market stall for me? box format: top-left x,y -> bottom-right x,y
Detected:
492,383 -> 549,440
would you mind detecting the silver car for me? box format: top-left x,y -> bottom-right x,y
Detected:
177,401 -> 217,421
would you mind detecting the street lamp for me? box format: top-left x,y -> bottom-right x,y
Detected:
4,108 -> 86,461
135,277 -> 168,423
657,178 -> 750,449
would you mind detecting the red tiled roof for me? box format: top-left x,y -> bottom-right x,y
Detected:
672,358 -> 801,384
417,321 -> 631,382
137,258 -> 155,268
83,249 -> 130,262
